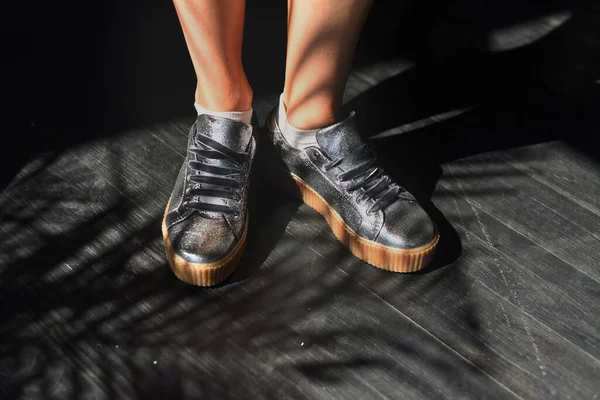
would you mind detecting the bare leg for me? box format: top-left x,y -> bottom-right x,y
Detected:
283,0 -> 373,130
173,0 -> 252,111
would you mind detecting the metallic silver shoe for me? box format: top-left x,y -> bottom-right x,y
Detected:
163,114 -> 256,286
263,107 -> 439,272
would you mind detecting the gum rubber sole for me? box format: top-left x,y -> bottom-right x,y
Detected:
162,197 -> 247,286
291,173 -> 439,272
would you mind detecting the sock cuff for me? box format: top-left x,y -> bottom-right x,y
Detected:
194,102 -> 253,125
278,94 -> 319,135
277,95 -> 319,149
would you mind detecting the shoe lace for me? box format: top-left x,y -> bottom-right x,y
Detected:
186,133 -> 248,214
323,144 -> 403,214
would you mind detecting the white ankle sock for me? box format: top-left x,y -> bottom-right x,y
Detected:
194,102 -> 253,125
277,95 -> 319,150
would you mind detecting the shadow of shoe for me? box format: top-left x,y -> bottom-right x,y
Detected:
229,177 -> 301,283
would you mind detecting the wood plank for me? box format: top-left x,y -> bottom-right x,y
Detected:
496,141 -> 600,215
437,163 -> 600,357
284,201 -> 600,399
442,154 -> 600,282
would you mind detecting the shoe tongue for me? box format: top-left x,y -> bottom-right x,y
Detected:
195,114 -> 252,153
315,112 -> 365,159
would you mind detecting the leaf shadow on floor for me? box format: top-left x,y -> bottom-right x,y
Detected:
2,0 -> 600,398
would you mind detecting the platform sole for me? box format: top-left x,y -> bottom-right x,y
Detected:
162,197 -> 247,286
290,173 -> 439,272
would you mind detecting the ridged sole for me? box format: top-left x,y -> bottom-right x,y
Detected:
162,197 -> 247,286
291,173 -> 439,272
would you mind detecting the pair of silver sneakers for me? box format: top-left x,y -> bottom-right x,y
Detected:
162,107 -> 439,286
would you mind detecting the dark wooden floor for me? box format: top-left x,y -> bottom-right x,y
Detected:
2,81 -> 600,399
2,1 -> 600,399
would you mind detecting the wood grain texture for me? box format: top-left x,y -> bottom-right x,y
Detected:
2,99 -> 600,399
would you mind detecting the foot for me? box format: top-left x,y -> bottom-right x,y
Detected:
163,114 -> 256,286
264,108 -> 439,272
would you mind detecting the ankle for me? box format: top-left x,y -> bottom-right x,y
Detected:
195,79 -> 253,112
283,95 -> 338,130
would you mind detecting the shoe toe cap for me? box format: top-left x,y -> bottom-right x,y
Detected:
376,200 -> 436,249
167,216 -> 237,264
